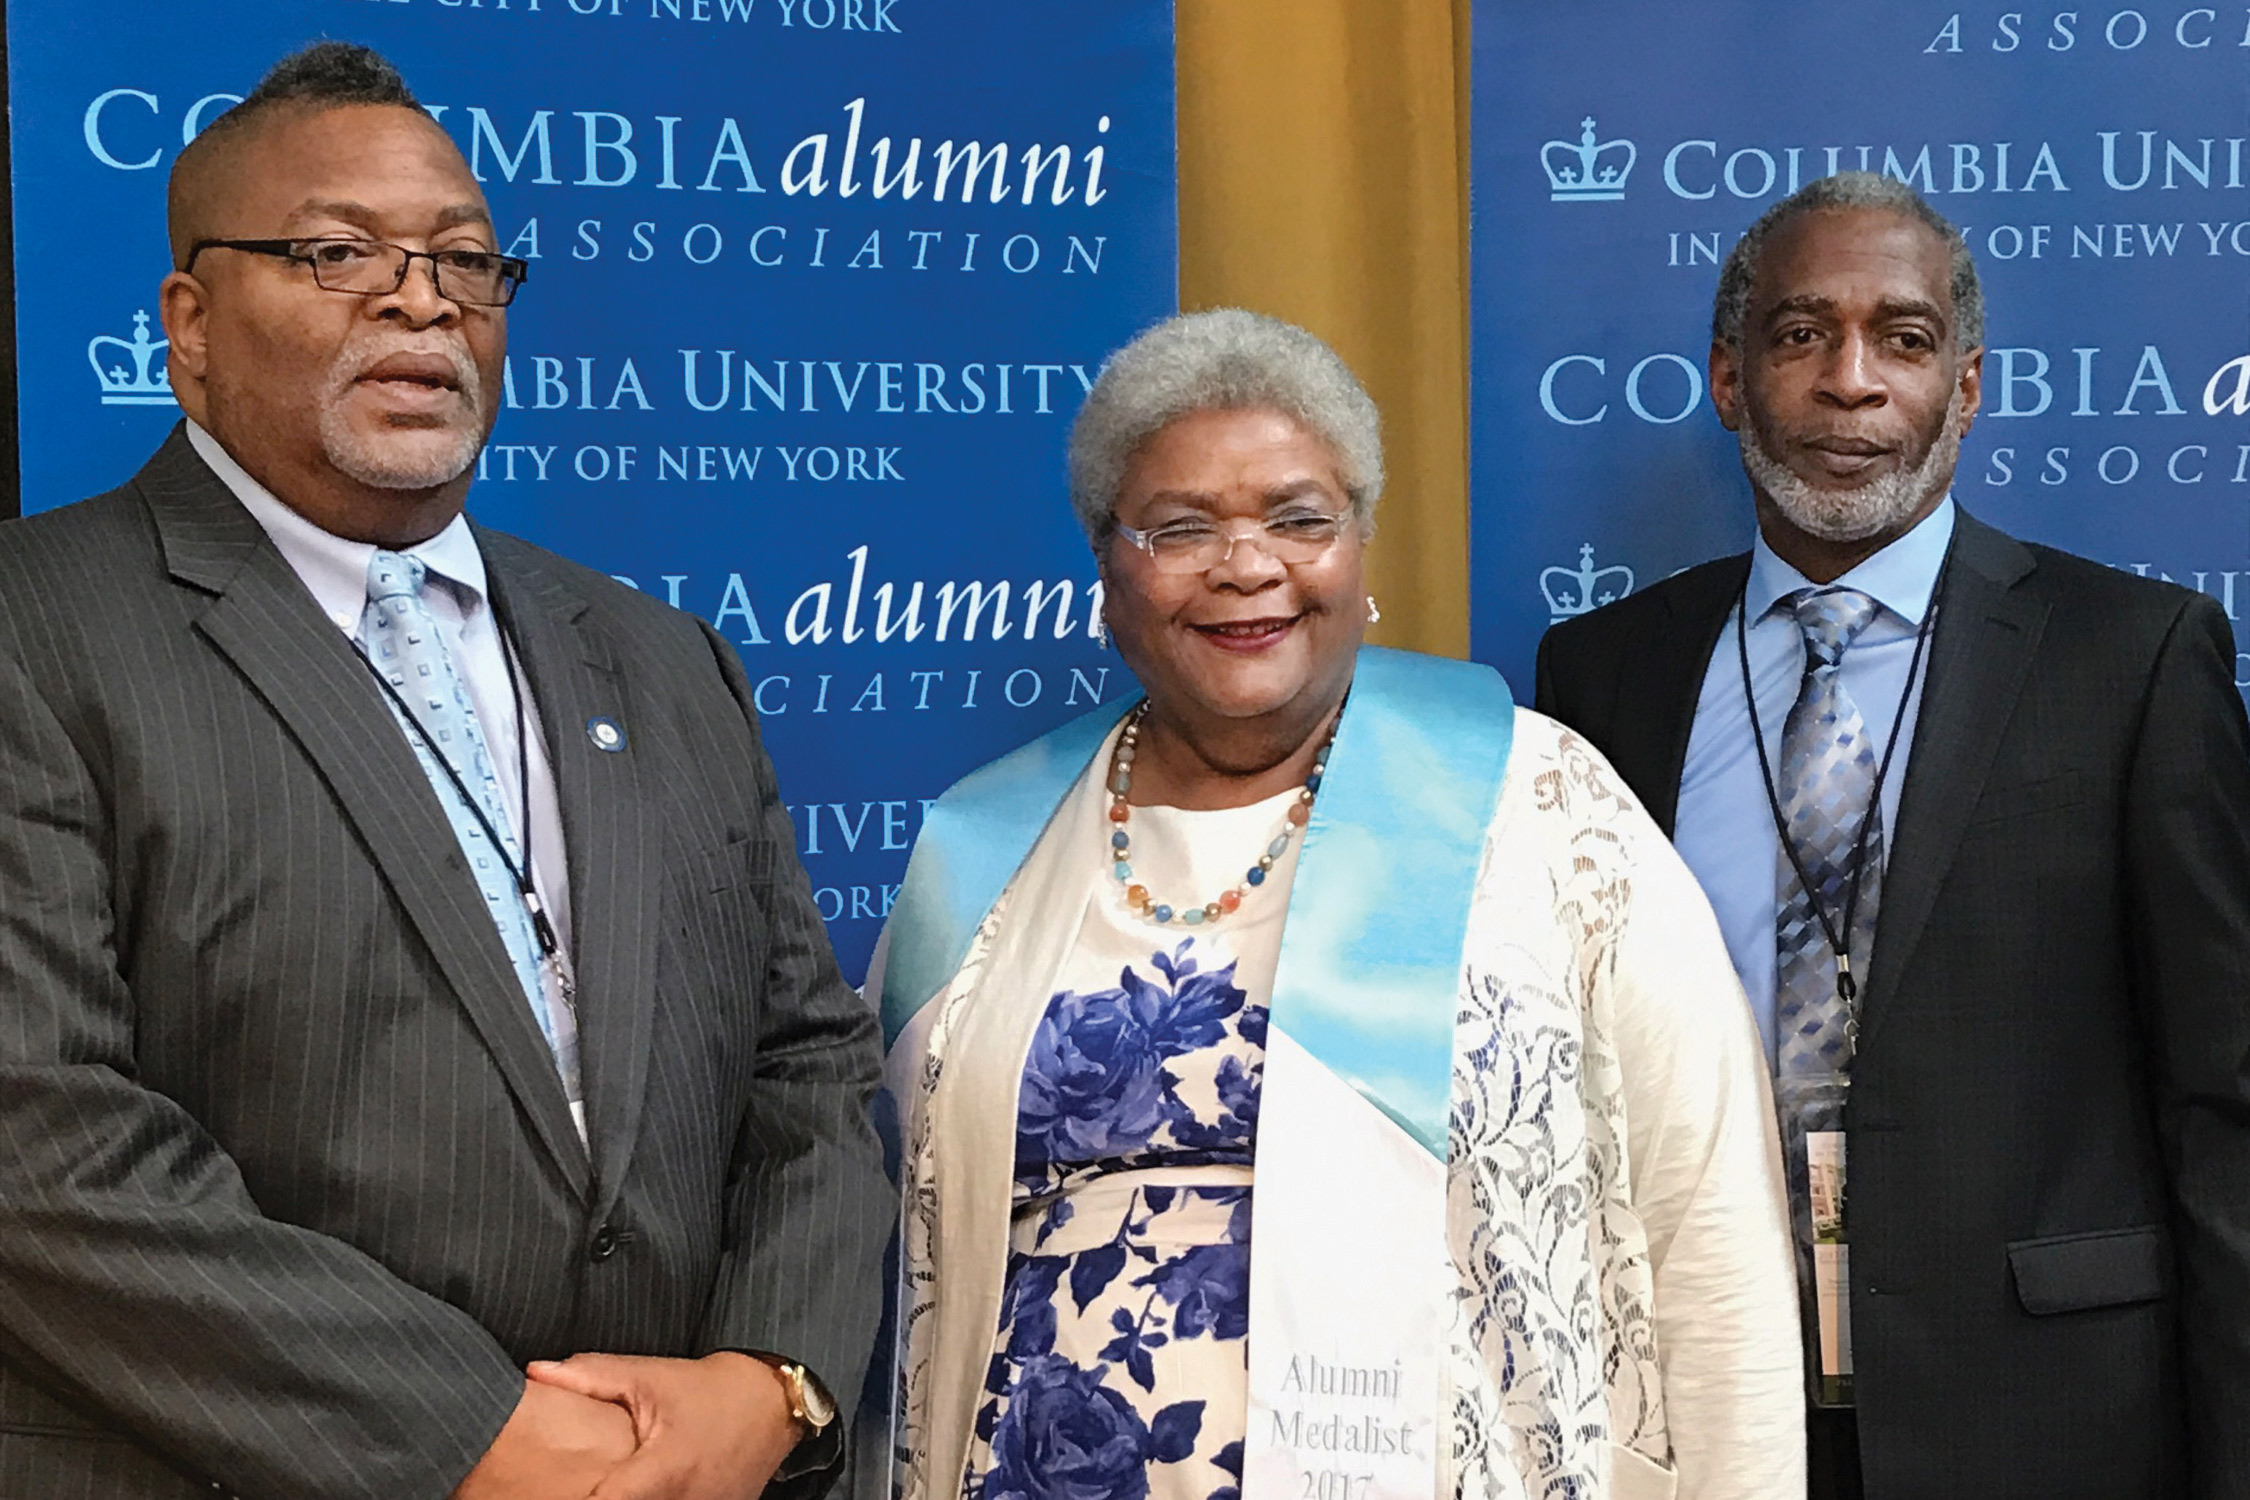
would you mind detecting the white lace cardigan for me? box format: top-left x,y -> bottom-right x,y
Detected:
871,709 -> 1804,1500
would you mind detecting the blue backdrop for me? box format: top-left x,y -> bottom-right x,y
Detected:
1472,2 -> 2250,698
12,0 -> 1178,981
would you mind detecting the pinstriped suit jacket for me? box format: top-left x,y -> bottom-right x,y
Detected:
0,428 -> 889,1500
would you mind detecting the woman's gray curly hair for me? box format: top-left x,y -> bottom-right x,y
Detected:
1067,309 -> 1384,539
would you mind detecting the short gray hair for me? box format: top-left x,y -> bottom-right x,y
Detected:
1068,308 -> 1383,538
1712,172 -> 1985,354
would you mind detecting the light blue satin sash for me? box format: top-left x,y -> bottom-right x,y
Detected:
879,645 -> 1515,1157
878,696 -> 1133,1045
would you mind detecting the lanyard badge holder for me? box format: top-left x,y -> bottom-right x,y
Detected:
1772,1075 -> 1853,1405
1739,562 -> 1945,1408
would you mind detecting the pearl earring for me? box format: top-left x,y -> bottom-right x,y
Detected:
1366,595 -> 1382,625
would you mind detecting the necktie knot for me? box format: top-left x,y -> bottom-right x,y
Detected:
1790,586 -> 1879,671
367,550 -> 429,605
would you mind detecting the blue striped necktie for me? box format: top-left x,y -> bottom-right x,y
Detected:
361,550 -> 583,1112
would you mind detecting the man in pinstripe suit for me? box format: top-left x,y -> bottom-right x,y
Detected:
0,44 -> 887,1500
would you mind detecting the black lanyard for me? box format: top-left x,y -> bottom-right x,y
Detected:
1738,555 -> 1948,1019
352,616 -> 561,961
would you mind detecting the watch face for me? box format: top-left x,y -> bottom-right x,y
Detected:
799,1371 -> 839,1427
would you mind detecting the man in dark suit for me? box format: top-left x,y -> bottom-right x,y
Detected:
1537,172 -> 2250,1499
0,44 -> 887,1500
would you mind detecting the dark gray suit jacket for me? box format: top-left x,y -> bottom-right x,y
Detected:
0,429 -> 889,1500
1536,509 -> 2250,1499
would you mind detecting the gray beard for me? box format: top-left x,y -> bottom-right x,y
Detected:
317,341 -> 487,491
1740,398 -> 1964,543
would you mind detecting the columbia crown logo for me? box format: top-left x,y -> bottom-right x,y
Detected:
1543,117 -> 1636,202
89,311 -> 175,406
1543,544 -> 1635,622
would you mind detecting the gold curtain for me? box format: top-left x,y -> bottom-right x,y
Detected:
1176,0 -> 1474,658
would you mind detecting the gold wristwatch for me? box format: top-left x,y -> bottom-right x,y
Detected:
766,1358 -> 838,1437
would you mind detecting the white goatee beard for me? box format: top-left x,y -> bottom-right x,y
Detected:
1740,395 -> 1965,544
317,342 -> 488,491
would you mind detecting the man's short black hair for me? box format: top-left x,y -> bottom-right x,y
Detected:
167,41 -> 430,265
234,41 -> 422,114
1710,171 -> 1985,355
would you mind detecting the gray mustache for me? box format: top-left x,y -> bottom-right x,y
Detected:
330,341 -> 483,404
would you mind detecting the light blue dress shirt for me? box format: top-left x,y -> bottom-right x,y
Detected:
186,421 -> 582,1131
1672,497 -> 1956,1063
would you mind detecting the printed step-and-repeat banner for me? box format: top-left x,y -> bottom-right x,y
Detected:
1472,2 -> 2249,696
11,0 -> 1177,981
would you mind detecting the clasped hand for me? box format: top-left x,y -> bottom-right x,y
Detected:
453,1351 -> 801,1500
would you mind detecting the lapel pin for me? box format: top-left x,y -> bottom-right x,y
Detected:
587,716 -> 627,753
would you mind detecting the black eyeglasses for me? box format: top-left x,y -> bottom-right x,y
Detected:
184,237 -> 529,307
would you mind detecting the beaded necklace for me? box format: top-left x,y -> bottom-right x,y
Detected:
1105,702 -> 1336,926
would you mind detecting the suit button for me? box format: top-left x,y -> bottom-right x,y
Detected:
589,1226 -> 620,1263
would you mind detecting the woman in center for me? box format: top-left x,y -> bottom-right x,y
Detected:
869,310 -> 1800,1500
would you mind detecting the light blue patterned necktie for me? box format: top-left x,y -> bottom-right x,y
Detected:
1774,585 -> 1885,1076
1772,584 -> 1885,1406
361,550 -> 583,1112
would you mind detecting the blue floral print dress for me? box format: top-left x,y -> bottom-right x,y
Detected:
962,792 -> 1301,1500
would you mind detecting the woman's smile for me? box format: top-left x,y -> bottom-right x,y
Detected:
1187,613 -> 1302,653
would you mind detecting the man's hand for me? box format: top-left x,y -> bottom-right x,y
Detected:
452,1379 -> 640,1500
526,1351 -> 802,1500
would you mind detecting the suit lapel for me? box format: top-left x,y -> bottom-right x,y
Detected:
1860,513 -> 2046,1048
1613,556 -> 1747,836
482,535 -> 660,1223
144,431 -> 592,1199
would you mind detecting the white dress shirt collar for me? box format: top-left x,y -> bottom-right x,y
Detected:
185,420 -> 489,633
1746,494 -> 1957,632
